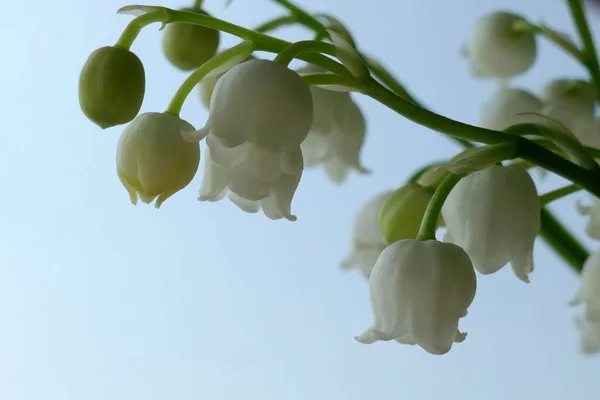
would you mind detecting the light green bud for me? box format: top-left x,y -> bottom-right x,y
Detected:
78,46 -> 145,129
162,8 -> 220,71
117,112 -> 200,208
379,183 -> 434,245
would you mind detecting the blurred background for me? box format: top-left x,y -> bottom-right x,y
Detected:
1,0 -> 599,399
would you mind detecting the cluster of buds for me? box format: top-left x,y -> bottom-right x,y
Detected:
78,2 -> 600,358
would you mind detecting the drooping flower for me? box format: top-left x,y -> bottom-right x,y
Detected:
570,248 -> 600,321
379,183 -> 434,245
462,11 -> 536,79
79,46 -> 145,129
341,191 -> 390,278
299,72 -> 369,183
162,8 -> 220,71
441,166 -> 540,282
479,86 -> 542,130
117,112 -> 200,208
196,59 -> 313,219
539,79 -> 596,134
355,240 -> 476,355
575,316 -> 600,354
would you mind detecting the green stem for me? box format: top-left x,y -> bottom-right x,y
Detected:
567,0 -> 600,100
271,0 -> 329,38
165,41 -> 254,116
364,57 -> 474,149
363,78 -> 600,196
116,7 -> 352,77
540,184 -> 582,205
115,11 -> 169,49
540,209 -> 588,272
194,0 -> 204,8
513,20 -> 584,61
274,40 -> 338,66
505,122 -> 597,170
255,15 -> 298,33
417,173 -> 461,240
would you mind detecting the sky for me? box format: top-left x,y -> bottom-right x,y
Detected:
0,0 -> 599,399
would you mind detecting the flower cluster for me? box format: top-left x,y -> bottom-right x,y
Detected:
79,2 -> 600,358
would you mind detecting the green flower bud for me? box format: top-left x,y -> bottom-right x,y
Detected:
162,8 -> 220,71
79,46 -> 145,129
379,183 -> 434,245
117,112 -> 200,208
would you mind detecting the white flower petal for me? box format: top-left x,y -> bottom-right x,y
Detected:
198,149 -> 230,201
227,192 -> 260,213
205,133 -> 248,167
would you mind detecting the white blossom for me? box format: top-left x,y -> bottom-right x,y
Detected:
355,240 -> 476,355
203,58 -> 313,150
570,248 -> 600,322
575,316 -> 600,354
442,166 -> 540,282
299,68 -> 369,183
539,79 -> 596,134
195,59 -> 313,219
463,11 -> 536,79
116,112 -> 200,208
341,191 -> 390,278
480,87 -> 542,130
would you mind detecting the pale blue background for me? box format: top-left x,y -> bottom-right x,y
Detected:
1,0 -> 599,399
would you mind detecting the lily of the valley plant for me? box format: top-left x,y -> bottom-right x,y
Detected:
78,0 -> 600,355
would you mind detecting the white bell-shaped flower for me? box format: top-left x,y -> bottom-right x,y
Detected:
539,79 -> 596,134
198,140 -> 304,221
194,59 -> 313,219
116,112 -> 200,208
463,11 -> 536,79
205,58 -> 313,151
570,248 -> 600,321
577,197 -> 600,240
480,87 -> 542,130
442,166 -> 540,282
356,240 -> 476,355
341,191 -> 390,278
300,82 -> 369,183
575,316 -> 600,354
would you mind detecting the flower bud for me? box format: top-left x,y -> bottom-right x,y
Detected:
379,183 -> 434,245
117,112 -> 200,208
162,8 -> 220,71
78,46 -> 145,129
464,11 -> 536,79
